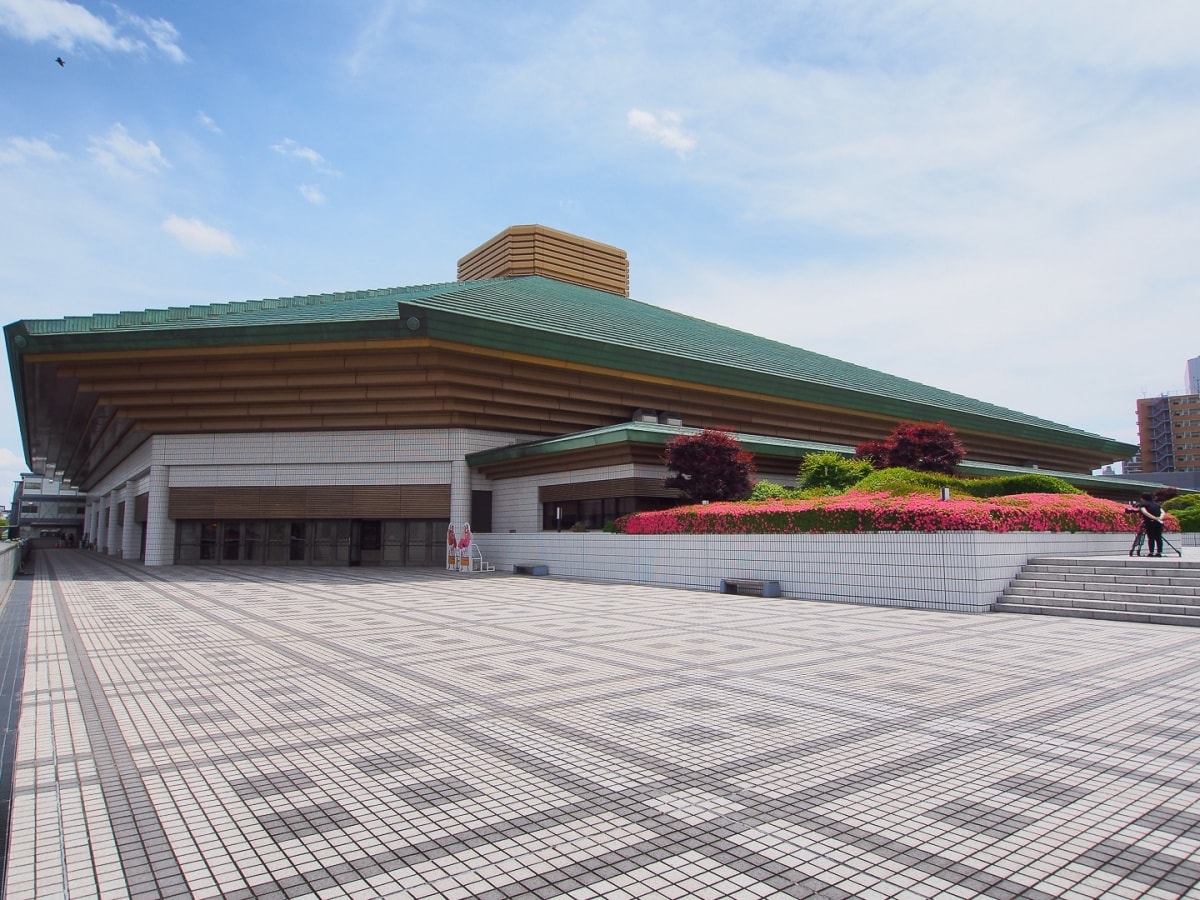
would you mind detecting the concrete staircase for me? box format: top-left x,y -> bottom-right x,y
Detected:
994,555 -> 1200,626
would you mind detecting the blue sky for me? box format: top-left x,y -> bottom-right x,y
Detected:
2,0 -> 1199,492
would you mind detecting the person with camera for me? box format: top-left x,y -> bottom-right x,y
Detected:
1137,492 -> 1166,557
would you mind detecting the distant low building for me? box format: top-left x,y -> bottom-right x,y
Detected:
8,473 -> 86,545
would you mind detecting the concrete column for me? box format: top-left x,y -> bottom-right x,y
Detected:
450,459 -> 471,526
84,503 -> 97,548
121,481 -> 139,560
105,493 -> 121,556
143,466 -> 173,567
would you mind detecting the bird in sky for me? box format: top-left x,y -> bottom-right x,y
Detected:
56,57 -> 65,67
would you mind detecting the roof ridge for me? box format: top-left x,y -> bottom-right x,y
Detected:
24,279 -> 471,334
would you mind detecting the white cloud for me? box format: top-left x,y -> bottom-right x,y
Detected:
627,108 -> 696,157
0,0 -> 185,60
88,123 -> 169,177
271,138 -> 339,175
345,0 -> 401,77
119,9 -> 185,63
161,215 -> 239,257
196,111 -> 222,135
0,136 -> 65,165
298,184 -> 326,204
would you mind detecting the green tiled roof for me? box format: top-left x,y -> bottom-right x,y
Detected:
8,275 -> 1135,455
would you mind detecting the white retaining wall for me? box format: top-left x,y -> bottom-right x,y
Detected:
0,542 -> 22,597
472,531 -> 1140,613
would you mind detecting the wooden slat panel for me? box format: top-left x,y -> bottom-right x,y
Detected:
260,487 -> 306,517
400,484 -> 451,518
352,485 -> 407,518
169,487 -> 217,518
214,487 -> 264,518
304,485 -> 355,517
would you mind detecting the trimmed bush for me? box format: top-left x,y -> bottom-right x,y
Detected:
852,467 -> 959,496
750,481 -> 795,500
798,451 -> 874,491
1163,494 -> 1200,512
960,474 -> 1081,498
1174,505 -> 1200,532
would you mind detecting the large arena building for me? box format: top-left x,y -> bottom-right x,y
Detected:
6,226 -> 1138,566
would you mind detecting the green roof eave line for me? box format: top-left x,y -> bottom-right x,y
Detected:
18,280 -> 468,335
11,317 -> 412,356
4,322 -> 33,470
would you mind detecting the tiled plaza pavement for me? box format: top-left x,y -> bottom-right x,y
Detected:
5,550 -> 1200,899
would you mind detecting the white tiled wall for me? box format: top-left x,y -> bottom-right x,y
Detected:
155,428 -> 523,469
88,428 -> 527,564
0,542 -> 20,588
471,531 -> 1136,613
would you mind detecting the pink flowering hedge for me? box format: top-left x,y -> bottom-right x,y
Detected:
618,492 -> 1180,535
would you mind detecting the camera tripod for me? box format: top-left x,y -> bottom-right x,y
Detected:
1129,523 -> 1182,557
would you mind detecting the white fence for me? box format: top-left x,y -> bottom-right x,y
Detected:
474,531 -> 1162,613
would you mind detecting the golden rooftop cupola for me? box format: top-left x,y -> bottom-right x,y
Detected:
457,224 -> 629,296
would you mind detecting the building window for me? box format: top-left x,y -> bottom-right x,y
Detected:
177,518 -> 448,566
542,496 -> 672,531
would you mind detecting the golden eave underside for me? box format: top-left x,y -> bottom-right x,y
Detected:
23,337 -> 1112,486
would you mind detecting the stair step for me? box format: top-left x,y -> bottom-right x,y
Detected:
997,556 -> 1200,627
1006,582 -> 1200,601
1022,566 -> 1200,582
994,603 -> 1200,627
999,593 -> 1200,616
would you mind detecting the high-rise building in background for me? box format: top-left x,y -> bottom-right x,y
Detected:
1187,355 -> 1200,394
1135,354 -> 1200,486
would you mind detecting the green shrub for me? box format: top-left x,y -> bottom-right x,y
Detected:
960,474 -> 1081,498
854,468 -> 1083,499
1163,494 -> 1200,512
749,481 -> 796,500
1175,506 -> 1200,532
798,452 -> 874,491
852,467 -> 960,496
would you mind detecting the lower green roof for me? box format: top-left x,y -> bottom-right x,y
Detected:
466,422 -> 1161,497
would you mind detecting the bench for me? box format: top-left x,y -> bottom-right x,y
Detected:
720,578 -> 781,598
513,562 -> 549,576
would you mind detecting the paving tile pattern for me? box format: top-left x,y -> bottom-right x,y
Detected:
0,574 -> 33,891
6,550 -> 1200,898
